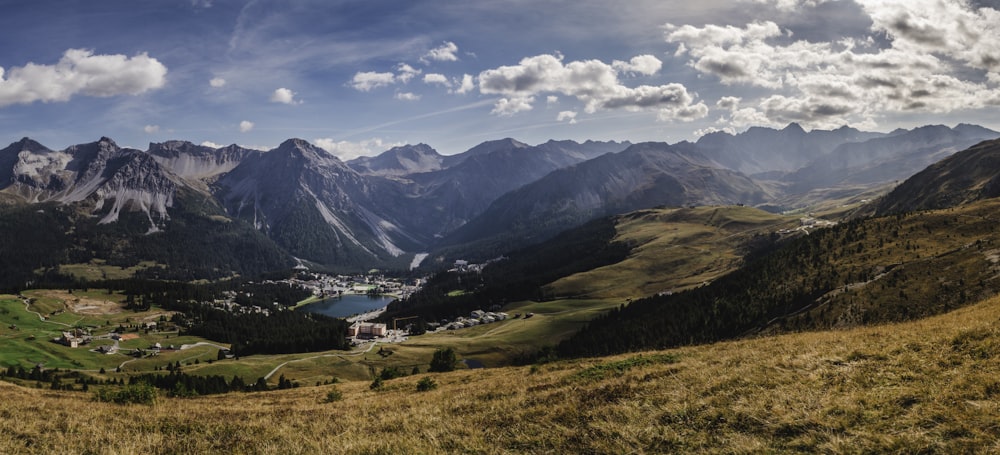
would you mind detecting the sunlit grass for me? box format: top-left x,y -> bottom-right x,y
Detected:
4,293 -> 1000,453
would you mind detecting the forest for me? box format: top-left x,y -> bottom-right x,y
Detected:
556,208 -> 1000,358
380,216 -> 631,323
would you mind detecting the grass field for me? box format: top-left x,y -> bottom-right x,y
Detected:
57,259 -> 158,281
0,284 -> 621,385
547,205 -> 797,299
3,288 -> 1000,453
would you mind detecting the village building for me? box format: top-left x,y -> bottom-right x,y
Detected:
58,331 -> 84,348
348,321 -> 388,338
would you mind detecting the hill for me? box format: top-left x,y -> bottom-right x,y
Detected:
558,198 -> 1000,357
2,292 -> 999,453
544,205 -> 797,299
876,138 -> 1000,214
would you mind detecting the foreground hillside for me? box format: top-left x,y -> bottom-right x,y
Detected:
3,294 -> 1000,453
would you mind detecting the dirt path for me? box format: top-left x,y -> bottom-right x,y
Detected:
263,341 -> 380,380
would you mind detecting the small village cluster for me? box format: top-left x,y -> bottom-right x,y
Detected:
433,309 -> 511,331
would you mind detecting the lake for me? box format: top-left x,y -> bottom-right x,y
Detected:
299,294 -> 396,318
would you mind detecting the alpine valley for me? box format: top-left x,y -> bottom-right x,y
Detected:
5,123 -> 1000,453
0,123 -> 995,288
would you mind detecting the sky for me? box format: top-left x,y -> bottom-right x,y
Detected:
1,0 -> 999,158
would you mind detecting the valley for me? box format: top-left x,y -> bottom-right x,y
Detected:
1,126 -> 1000,452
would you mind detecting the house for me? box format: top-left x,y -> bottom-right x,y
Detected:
347,322 -> 388,338
58,331 -> 83,348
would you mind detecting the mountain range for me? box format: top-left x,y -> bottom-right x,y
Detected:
0,123 -> 996,281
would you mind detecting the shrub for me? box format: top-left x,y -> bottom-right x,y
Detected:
95,383 -> 158,405
324,387 -> 343,403
416,377 -> 438,392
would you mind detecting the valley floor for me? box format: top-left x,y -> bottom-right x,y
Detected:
3,293 -> 1000,453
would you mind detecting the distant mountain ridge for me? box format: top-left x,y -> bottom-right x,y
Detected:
441,141 -> 768,255
0,122 -> 996,279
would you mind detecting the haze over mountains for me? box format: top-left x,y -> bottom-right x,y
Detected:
0,123 -> 996,277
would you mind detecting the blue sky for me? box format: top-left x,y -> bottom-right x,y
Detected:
2,0 -> 999,157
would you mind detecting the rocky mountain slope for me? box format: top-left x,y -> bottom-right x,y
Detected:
440,141 -> 769,256
0,122 -> 995,279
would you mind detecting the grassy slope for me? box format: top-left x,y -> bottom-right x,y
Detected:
0,291 -> 222,372
546,206 -> 796,299
3,293 -> 1000,453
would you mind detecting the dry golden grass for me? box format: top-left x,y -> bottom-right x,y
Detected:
3,294 -> 1000,454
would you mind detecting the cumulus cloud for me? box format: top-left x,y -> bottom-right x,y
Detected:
314,137 -> 402,160
350,71 -> 396,91
556,110 -> 577,124
612,55 -> 663,75
423,73 -> 450,87
396,63 -> 421,83
547,96 -> 559,104
491,96 -> 535,116
143,125 -> 160,134
451,74 -> 475,94
395,91 -> 421,101
478,53 -> 707,120
209,77 -> 226,88
0,49 -> 167,107
666,0 -> 1000,129
422,41 -> 459,63
239,120 -> 254,133
350,64 -> 426,91
270,87 -> 301,104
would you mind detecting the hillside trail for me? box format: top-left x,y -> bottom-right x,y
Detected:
263,339 -> 380,380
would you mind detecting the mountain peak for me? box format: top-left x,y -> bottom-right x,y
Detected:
782,122 -> 806,134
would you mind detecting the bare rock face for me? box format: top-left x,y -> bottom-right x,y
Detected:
215,138 -> 419,266
1,137 -> 181,232
147,140 -> 258,181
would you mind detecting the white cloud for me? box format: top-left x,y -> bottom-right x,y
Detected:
451,74 -> 475,94
395,92 -> 421,101
423,73 -> 450,87
612,54 -> 663,76
716,96 -> 741,111
270,87 -> 301,104
349,71 -> 396,91
0,49 -> 167,107
666,1 -> 1000,130
209,77 -> 226,88
422,41 -> 459,63
491,96 -> 535,116
396,63 -> 421,83
239,120 -> 254,133
143,125 -> 160,134
478,53 -> 707,120
201,141 -> 222,148
556,110 -> 577,124
547,96 -> 559,104
314,137 -> 402,160
351,64 -> 426,91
